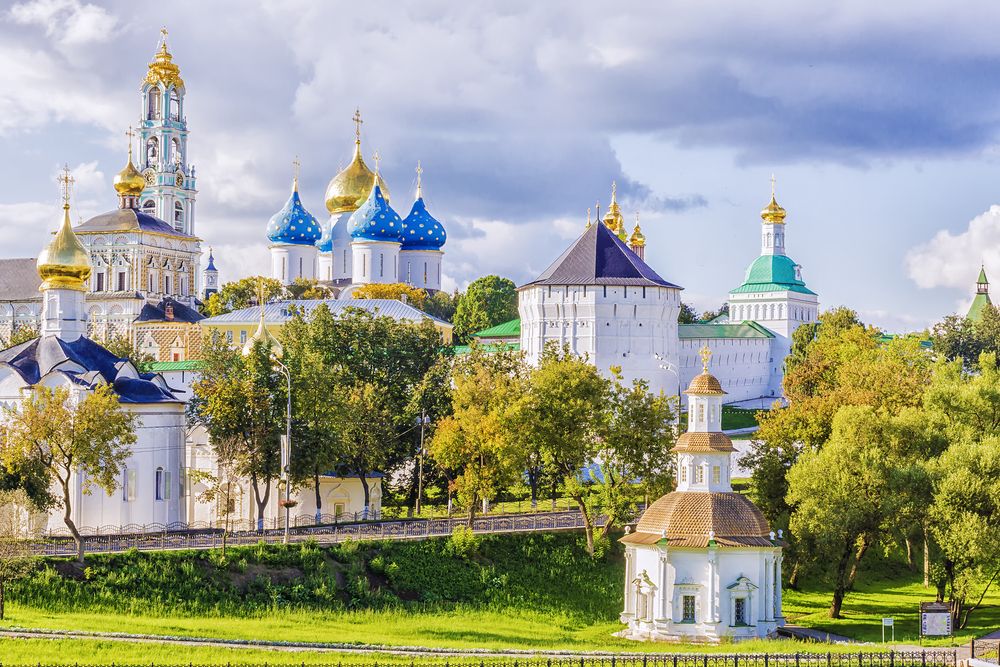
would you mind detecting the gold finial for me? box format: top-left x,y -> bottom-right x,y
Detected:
586,207 -> 592,229
770,173 -> 776,199
698,345 -> 712,372
125,126 -> 135,158
611,180 -> 617,203
372,150 -> 381,174
415,160 -> 423,199
596,200 -> 601,219
58,165 -> 74,210
761,174 -> 786,224
292,155 -> 301,191
159,27 -> 168,49
352,108 -> 363,144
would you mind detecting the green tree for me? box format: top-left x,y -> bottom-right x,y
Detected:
430,347 -> 527,524
1,324 -> 39,350
514,345 -> 608,554
699,303 -> 729,322
203,276 -> 285,317
0,490 -> 38,620
335,381 -> 396,516
452,275 -> 517,343
189,332 -> 284,530
423,290 -> 460,322
678,302 -> 699,324
1,385 -> 137,562
286,278 -> 334,300
99,334 -> 156,371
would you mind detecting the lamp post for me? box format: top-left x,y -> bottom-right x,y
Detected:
273,357 -> 292,544
654,352 -> 682,416
416,410 -> 430,515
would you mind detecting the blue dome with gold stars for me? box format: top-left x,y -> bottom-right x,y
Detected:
267,182 -> 321,246
401,197 -> 447,250
347,182 -> 403,243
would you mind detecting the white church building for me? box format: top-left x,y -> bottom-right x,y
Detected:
619,348 -> 784,641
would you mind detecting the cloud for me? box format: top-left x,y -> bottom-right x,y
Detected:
905,205 -> 1000,290
8,0 -> 117,49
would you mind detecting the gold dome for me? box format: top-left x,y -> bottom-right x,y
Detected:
685,371 -> 726,395
602,181 -> 624,234
144,28 -> 184,89
38,205 -> 92,292
761,195 -> 786,224
629,220 -> 645,247
324,140 -> 390,214
113,143 -> 145,197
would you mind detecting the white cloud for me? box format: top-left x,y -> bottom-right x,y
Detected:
904,205 -> 1000,290
9,0 -> 117,48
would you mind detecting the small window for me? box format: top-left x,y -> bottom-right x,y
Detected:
695,466 -> 705,484
682,595 -> 696,623
96,272 -> 105,292
117,272 -> 126,292
334,502 -> 345,518
226,330 -> 233,343
126,469 -> 137,502
164,275 -> 171,294
379,253 -> 384,277
240,330 -> 247,345
680,465 -> 687,483
163,470 -> 171,500
734,597 -> 747,626
712,466 -> 721,484
155,467 -> 164,501
172,352 -> 180,361
142,199 -> 155,213
423,262 -> 428,284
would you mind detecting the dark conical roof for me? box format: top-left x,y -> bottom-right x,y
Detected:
521,222 -> 681,289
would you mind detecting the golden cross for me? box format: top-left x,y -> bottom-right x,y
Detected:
635,211 -> 640,225
292,155 -> 301,187
586,207 -> 591,228
415,160 -> 423,198
611,180 -> 617,203
595,200 -> 601,219
58,164 -> 74,209
159,26 -> 169,51
352,108 -> 363,142
126,126 -> 135,158
770,173 -> 776,199
372,150 -> 381,173
698,345 -> 712,372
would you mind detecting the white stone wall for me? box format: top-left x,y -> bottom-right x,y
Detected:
270,244 -> 318,285
518,283 -> 681,399
352,241 -> 401,285
400,249 -> 443,291
679,337 -> 775,405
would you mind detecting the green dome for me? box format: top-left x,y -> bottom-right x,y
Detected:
730,254 -> 816,295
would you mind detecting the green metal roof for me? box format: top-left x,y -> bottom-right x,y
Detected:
679,321 -> 775,339
453,342 -> 521,355
146,360 -> 203,372
472,318 -> 521,339
730,254 -> 816,295
978,267 -> 989,285
967,292 -> 993,323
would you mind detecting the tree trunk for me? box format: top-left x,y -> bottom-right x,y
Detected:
60,478 -> 84,563
466,492 -> 478,528
788,560 -> 801,590
572,494 -> 595,556
923,525 -> 931,588
845,534 -> 871,591
829,541 -> 854,618
0,580 -> 5,621
905,535 -> 916,572
527,467 -> 539,509
250,475 -> 271,532
358,474 -> 370,520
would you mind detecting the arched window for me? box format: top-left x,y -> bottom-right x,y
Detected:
169,90 -> 180,121
147,88 -> 161,120
174,201 -> 184,232
171,137 -> 182,167
142,200 -> 155,214
155,467 -> 164,500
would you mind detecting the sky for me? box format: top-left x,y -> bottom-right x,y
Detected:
3,1 -> 1000,332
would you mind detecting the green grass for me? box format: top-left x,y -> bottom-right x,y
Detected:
721,407 -> 759,430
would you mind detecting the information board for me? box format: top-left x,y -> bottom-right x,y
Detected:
920,602 -> 952,637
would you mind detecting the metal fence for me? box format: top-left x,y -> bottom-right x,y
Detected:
1,651 -> 957,667
973,639 -> 1000,664
29,509 -> 600,556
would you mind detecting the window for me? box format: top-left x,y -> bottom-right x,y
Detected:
406,262 -> 411,283
96,272 -> 105,292
281,257 -> 286,281
734,597 -> 747,626
334,502 -> 345,518
343,249 -> 348,273
697,403 -> 704,425
163,470 -> 171,500
155,467 -> 165,500
126,469 -> 137,502
362,255 -> 367,278
680,465 -> 687,483
695,465 -> 704,484
174,203 -> 184,230
117,272 -> 126,292
423,262 -> 428,284
299,256 -> 303,278
147,89 -> 161,120
682,595 -> 696,623
179,467 -> 186,498
226,331 -> 233,343
712,466 -> 721,484
240,330 -> 247,345
164,275 -> 171,294
172,352 -> 180,361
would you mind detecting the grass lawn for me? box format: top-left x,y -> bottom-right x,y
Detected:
721,407 -> 759,430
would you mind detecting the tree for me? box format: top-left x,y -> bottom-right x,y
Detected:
430,347 -> 527,525
335,381 -> 396,516
1,385 -> 137,562
352,282 -> 428,309
514,345 -> 608,554
423,290 -> 460,322
286,278 -> 334,300
678,302 -> 699,324
203,276 -> 285,317
190,457 -> 242,557
99,334 -> 156,371
452,275 -> 517,343
931,314 -> 984,369
700,303 -> 729,322
189,332 -> 283,531
0,490 -> 37,620
1,324 -> 38,350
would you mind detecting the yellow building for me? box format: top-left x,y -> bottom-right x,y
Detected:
199,298 -> 453,347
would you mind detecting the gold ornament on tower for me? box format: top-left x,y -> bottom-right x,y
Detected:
38,167 -> 92,292
113,127 -> 145,197
760,173 -> 786,224
324,109 -> 390,214
629,211 -> 645,247
145,27 -> 184,89
602,181 -> 625,235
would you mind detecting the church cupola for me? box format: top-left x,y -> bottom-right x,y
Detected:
269,160 -> 320,285
760,174 -> 786,256
967,266 -> 993,323
203,247 -> 219,298
38,168 -> 92,341
347,157 -> 403,286
674,347 -> 736,492
629,212 -> 646,260
347,162 -> 403,244
324,109 -> 390,215
400,162 -> 446,290
602,181 -> 627,239
113,128 -> 145,210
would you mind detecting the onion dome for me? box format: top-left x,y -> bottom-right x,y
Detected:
602,181 -> 625,234
629,223 -> 645,248
347,179 -> 403,243
206,247 -> 217,271
38,202 -> 92,292
266,177 -> 321,245
242,287 -> 283,358
401,168 -> 447,250
144,28 -> 184,89
761,175 -> 786,224
625,491 -> 772,548
113,142 -> 144,198
324,111 -> 390,214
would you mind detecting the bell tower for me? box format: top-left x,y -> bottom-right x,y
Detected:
138,28 -> 198,236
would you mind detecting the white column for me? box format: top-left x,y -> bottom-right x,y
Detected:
659,551 -> 669,621
775,552 -> 784,619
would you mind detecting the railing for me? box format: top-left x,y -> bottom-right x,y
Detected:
973,639 -> 1000,664
29,509 -> 600,556
6,652 -> 956,667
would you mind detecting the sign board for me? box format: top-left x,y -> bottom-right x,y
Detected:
920,602 -> 952,637
881,618 -> 894,643
882,618 -> 894,627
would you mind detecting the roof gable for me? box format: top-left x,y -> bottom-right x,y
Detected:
521,223 -> 681,289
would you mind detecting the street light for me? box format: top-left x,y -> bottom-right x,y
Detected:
416,410 -> 431,515
654,352 -> 682,415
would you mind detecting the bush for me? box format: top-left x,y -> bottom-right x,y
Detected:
445,526 -> 480,558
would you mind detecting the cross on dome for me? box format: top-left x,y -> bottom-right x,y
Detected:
372,150 -> 381,174
770,173 -> 776,198
58,165 -> 74,208
415,161 -> 423,199
699,345 -> 712,372
353,108 -> 363,143
292,155 -> 301,190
